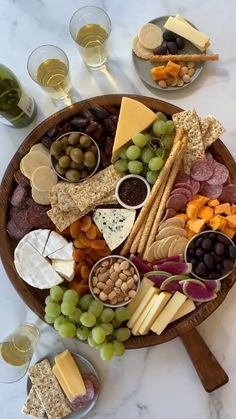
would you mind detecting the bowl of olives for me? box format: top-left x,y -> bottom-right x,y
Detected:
50,131 -> 100,183
185,230 -> 236,281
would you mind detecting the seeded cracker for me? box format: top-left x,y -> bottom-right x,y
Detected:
22,386 -> 45,418
199,116 -> 212,138
172,109 -> 198,131
28,359 -> 72,419
203,115 -> 226,148
183,122 -> 205,173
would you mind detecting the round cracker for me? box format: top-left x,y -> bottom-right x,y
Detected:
146,240 -> 158,262
168,237 -> 188,257
21,151 -> 51,179
156,226 -> 187,241
32,187 -> 50,205
158,217 -> 185,232
30,143 -> 50,156
32,166 -> 58,192
132,35 -> 153,59
138,23 -> 163,49
156,235 -> 181,259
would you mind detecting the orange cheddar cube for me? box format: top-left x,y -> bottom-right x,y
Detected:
150,66 -> 168,80
231,205 -> 236,215
191,195 -> 209,206
208,215 -> 227,231
221,225 -> 236,240
186,203 -> 199,219
186,228 -> 196,240
187,219 -> 206,234
226,215 -> 236,229
175,213 -> 188,222
165,60 -> 181,78
197,206 -> 213,221
215,203 -> 231,216
208,199 -> 220,208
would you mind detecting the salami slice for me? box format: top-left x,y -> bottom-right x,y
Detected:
190,179 -> 200,196
172,183 -> 193,194
190,160 -> 214,181
219,184 -> 236,203
14,170 -> 30,189
170,187 -> 192,201
9,206 -> 22,219
7,218 -> 30,241
174,172 -> 191,184
206,162 -> 229,185
13,209 -> 32,231
82,373 -> 100,394
68,376 -> 95,411
10,185 -> 28,207
160,208 -> 177,224
26,204 -> 43,227
166,193 -> 188,212
200,182 -> 223,199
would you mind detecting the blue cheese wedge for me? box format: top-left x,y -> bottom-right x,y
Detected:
93,208 -> 136,251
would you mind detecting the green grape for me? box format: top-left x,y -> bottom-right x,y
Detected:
141,165 -> 148,178
144,133 -> 152,143
162,134 -> 173,149
165,120 -> 175,135
87,333 -> 104,349
148,156 -> 164,171
92,326 -> 106,344
54,315 -> 67,331
80,312 -> 97,327
100,342 -> 114,361
69,307 -> 82,323
141,147 -> 155,164
77,325 -> 90,341
45,302 -> 61,318
63,289 -> 79,305
45,295 -> 53,305
50,285 -> 64,302
58,322 -> 77,339
115,327 -> 131,342
128,160 -> 143,175
100,308 -> 115,323
114,159 -> 128,173
155,111 -> 167,122
113,340 -> 125,357
88,300 -> 104,318
153,120 -> 167,136
115,307 -> 130,323
146,170 -> 159,185
100,323 -> 114,336
126,145 -> 141,160
132,133 -> 147,148
119,147 -> 128,159
44,314 -> 56,324
112,318 -> 122,329
79,294 -> 94,311
61,301 -> 76,316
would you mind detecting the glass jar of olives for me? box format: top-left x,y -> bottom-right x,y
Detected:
50,131 -> 100,183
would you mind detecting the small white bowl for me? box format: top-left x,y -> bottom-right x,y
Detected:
115,174 -> 150,210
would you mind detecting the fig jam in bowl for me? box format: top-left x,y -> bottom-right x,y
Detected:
115,174 -> 150,210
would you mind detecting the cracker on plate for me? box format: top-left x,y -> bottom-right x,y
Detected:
199,116 -> 212,138
22,386 -> 45,418
183,122 -> 205,173
203,115 -> 226,148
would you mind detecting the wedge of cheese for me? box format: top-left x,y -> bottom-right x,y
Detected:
54,351 -> 86,400
175,15 -> 207,51
139,292 -> 171,335
48,242 -> 73,260
43,231 -> 68,257
164,16 -> 210,50
127,277 -> 154,317
151,292 -> 187,335
111,97 -> 156,162
170,299 -> 196,323
25,229 -> 50,255
51,259 -> 75,282
127,287 -> 159,329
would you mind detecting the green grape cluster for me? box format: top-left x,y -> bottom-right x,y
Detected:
44,286 -> 131,361
114,112 -> 175,185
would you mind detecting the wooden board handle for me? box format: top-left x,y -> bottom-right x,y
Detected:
180,328 -> 228,392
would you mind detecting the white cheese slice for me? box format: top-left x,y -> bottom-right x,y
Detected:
22,229 -> 50,255
127,277 -> 154,317
151,292 -> 187,335
93,208 -> 136,251
164,16 -> 210,50
170,299 -> 196,322
139,292 -> 171,335
175,15 -> 206,51
132,292 -> 161,336
51,259 -> 75,282
43,231 -> 68,257
14,241 -> 63,289
127,287 -> 158,329
48,242 -> 73,261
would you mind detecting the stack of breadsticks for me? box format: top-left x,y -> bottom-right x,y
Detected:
120,127 -> 188,260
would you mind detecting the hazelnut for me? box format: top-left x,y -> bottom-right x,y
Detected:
177,78 -> 184,87
99,291 -> 108,301
120,261 -> 129,270
183,74 -> 191,83
93,287 -> 100,295
187,61 -> 195,68
158,80 -> 167,88
128,290 -> 137,298
179,66 -> 188,76
188,68 -> 195,77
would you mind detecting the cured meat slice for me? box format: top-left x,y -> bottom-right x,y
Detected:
68,376 -> 95,411
190,179 -> 200,196
174,172 -> 191,185
7,218 -> 31,241
172,183 -> 193,193
219,184 -> 236,203
160,208 -> 177,224
170,187 -> 192,201
14,170 -> 30,189
82,374 -> 99,394
13,209 -> 32,231
207,162 -> 229,185
166,193 -> 188,212
10,185 -> 28,207
200,182 -> 223,199
190,160 -> 213,181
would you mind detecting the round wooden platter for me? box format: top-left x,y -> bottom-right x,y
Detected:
1,94 -> 236,351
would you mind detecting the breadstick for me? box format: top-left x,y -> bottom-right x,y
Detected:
120,128 -> 184,256
130,224 -> 145,254
143,135 -> 188,260
150,53 -> 219,63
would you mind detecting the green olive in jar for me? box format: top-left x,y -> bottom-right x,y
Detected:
59,155 -> 71,168
65,169 -> 81,182
65,146 -> 74,156
50,141 -> 63,157
55,163 -> 66,176
68,133 -> 80,145
90,145 -> 98,155
80,170 -> 89,179
71,161 -> 84,170
80,135 -> 92,148
70,148 -> 84,164
84,151 -> 96,168
61,136 -> 69,148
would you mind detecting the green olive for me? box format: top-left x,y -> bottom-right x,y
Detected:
55,163 -> 66,176
50,141 -> 63,157
84,151 -> 97,168
71,161 -> 84,170
70,147 -> 84,164
65,169 -> 81,182
90,145 -> 98,155
61,136 -> 69,148
59,155 -> 71,168
65,146 -> 74,156
68,133 -> 80,145
80,135 -> 92,148
80,170 -> 89,179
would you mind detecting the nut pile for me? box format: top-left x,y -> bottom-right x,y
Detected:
158,61 -> 196,89
91,258 -> 139,305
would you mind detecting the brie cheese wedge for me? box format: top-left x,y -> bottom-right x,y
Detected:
48,242 -> 73,261
43,231 -> 68,257
51,259 -> 75,282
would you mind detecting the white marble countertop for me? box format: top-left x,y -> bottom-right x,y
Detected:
1,0 -> 236,418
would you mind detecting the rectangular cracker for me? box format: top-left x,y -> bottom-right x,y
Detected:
28,359 -> 72,419
22,386 -> 45,418
183,122 -> 205,173
203,115 -> 226,148
172,109 -> 199,131
199,116 -> 212,138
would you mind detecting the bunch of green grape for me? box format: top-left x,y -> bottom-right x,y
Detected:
114,112 -> 175,185
45,286 -> 131,361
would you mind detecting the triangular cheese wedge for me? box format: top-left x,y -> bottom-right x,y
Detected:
43,231 -> 68,257
48,242 -> 73,261
111,97 -> 156,162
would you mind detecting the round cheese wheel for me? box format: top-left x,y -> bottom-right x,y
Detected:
21,151 -> 51,179
31,166 -> 58,192
30,143 -> 50,156
32,187 -> 50,205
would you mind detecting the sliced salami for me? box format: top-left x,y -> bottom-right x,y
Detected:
14,170 -> 30,189
9,206 -> 22,219
160,208 -> 177,224
200,182 -> 223,199
170,187 -> 192,201
190,160 -> 213,181
39,211 -> 54,229
174,172 -> 191,185
219,184 -> 236,203
206,162 -> 229,185
26,205 -> 43,227
166,193 -> 188,212
13,209 -> 32,231
172,182 -> 193,194
7,218 -> 31,241
10,185 -> 28,207
190,179 -> 200,196
68,376 -> 95,411
82,373 -> 100,394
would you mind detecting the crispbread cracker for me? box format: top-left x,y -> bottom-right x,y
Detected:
55,182 -> 77,212
172,109 -> 199,131
183,122 -> 205,174
203,115 -> 226,148
47,207 -> 83,231
28,359 -> 71,419
132,35 -> 153,60
22,386 -> 45,418
199,116 -> 212,138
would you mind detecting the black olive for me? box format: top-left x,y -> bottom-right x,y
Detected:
218,234 -> 230,245
216,263 -> 223,272
209,272 -> 222,279
223,259 -> 234,272
163,30 -> 176,41
175,37 -> 185,49
203,254 -> 214,270
209,233 -> 217,241
214,242 -> 224,255
187,248 -> 195,257
195,237 -> 203,248
47,125 -> 60,138
229,245 -> 236,259
195,262 -> 207,277
196,248 -> 204,257
153,45 -> 167,55
201,238 -> 213,251
166,41 -> 178,55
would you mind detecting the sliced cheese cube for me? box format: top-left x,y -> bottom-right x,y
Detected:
54,350 -> 86,400
131,292 -> 161,336
43,231 -> 68,257
127,287 -> 158,329
139,292 -> 171,335
53,364 -> 76,402
175,15 -> 206,51
164,16 -> 210,50
151,292 -> 187,335
51,259 -> 75,282
127,277 -> 154,317
48,242 -> 73,261
170,299 -> 196,323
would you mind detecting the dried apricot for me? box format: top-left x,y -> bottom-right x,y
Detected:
95,226 -> 102,239
75,262 -> 87,276
80,215 -> 92,232
89,250 -> 102,262
90,239 -> 107,250
72,248 -> 86,263
96,248 -> 111,257
80,278 -> 89,285
78,233 -> 92,247
86,224 -> 97,240
81,264 -> 90,281
57,226 -> 70,236
70,280 -> 89,296
84,255 -> 94,268
70,220 -> 81,239
74,238 -> 87,249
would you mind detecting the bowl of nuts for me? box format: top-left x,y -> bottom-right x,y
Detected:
89,255 -> 140,307
50,131 -> 100,183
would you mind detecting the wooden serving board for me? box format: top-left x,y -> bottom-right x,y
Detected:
0,95 -> 235,390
